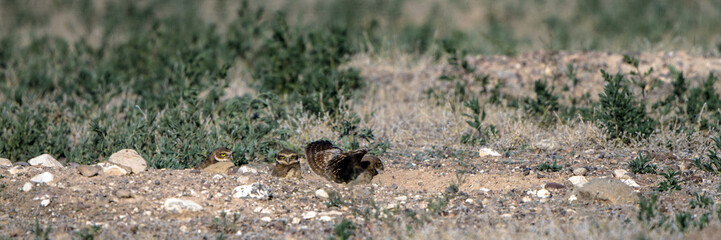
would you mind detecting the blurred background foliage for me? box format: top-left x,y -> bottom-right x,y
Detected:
0,0 -> 719,167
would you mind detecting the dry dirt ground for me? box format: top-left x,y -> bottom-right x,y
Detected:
2,51 -> 721,239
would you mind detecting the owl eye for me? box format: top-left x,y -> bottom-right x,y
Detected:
376,162 -> 382,167
220,153 -> 226,157
279,156 -> 285,159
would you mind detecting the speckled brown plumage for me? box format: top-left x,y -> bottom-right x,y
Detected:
350,155 -> 384,184
305,140 -> 383,184
272,149 -> 301,178
195,147 -> 233,170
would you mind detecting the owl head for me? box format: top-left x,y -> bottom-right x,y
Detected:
212,147 -> 233,162
276,149 -> 299,165
361,155 -> 384,172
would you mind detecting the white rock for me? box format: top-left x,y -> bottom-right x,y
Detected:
537,189 -> 551,198
612,169 -> 629,179
320,211 -> 344,216
478,148 -> 501,157
163,198 -> 203,213
232,183 -> 270,200
479,188 -> 491,192
97,162 -> 131,176
521,196 -> 533,203
0,158 -> 11,167
212,174 -> 224,180
568,195 -> 577,202
236,176 -> 251,184
238,166 -> 258,174
253,207 -> 263,213
394,196 -> 408,201
568,176 -> 588,187
315,189 -> 329,199
22,182 -> 33,192
622,178 -> 641,188
8,166 -> 24,175
28,154 -> 63,168
261,217 -> 272,222
572,167 -> 588,176
302,211 -> 317,219
109,149 -> 147,173
465,198 -> 474,204
40,199 -> 50,207
291,217 -> 301,224
30,172 -> 54,184
319,216 -> 333,221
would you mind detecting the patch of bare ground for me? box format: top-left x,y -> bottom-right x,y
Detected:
2,51 -> 721,239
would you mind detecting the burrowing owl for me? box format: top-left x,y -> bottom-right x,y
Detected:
271,149 -> 301,178
195,147 -> 233,170
305,140 -> 383,184
351,155 -> 384,184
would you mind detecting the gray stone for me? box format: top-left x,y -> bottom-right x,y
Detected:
163,198 -> 203,213
572,167 -> 588,176
30,172 -> 54,184
77,165 -> 101,177
576,178 -> 637,205
109,149 -> 147,173
232,183 -> 270,200
544,182 -> 566,189
115,189 -> 133,198
14,161 -> 29,166
28,154 -> 63,168
0,158 -> 11,167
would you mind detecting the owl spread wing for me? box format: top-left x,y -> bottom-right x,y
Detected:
324,149 -> 368,183
305,140 -> 343,178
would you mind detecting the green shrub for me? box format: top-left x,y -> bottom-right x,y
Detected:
537,159 -> 562,172
460,98 -> 496,145
597,70 -> 655,142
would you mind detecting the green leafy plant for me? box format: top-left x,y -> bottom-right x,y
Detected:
690,192 -> 713,209
695,135 -> 721,174
524,80 -> 560,124
628,154 -> 657,174
329,219 -> 356,240
211,211 -> 241,235
460,98 -> 496,145
74,224 -> 101,240
33,219 -> 51,240
597,70 -> 655,142
537,159 -> 562,172
657,170 -> 681,192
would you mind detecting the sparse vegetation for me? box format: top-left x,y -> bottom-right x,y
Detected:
537,160 -> 563,172
597,70 -> 655,142
629,154 -> 657,174
329,219 -> 356,240
2,0 -> 721,239
657,170 -> 681,192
